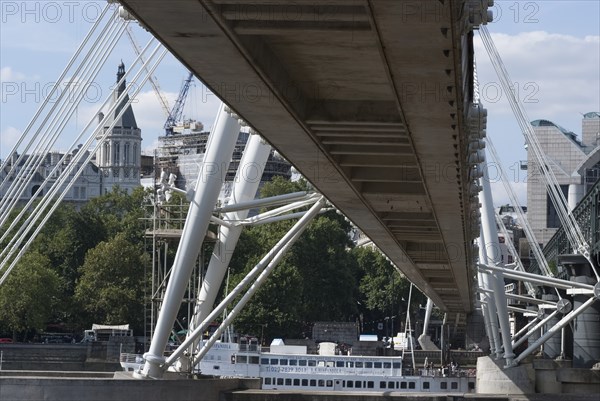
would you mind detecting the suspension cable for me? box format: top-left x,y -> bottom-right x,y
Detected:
0,4 -> 115,185
0,43 -> 166,285
486,136 -> 553,278
0,12 -> 126,225
478,26 -> 599,281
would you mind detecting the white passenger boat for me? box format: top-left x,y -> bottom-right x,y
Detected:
192,337 -> 476,393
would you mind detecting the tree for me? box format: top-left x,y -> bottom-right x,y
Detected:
75,232 -> 150,333
0,251 -> 60,341
354,246 -> 424,335
225,177 -> 360,340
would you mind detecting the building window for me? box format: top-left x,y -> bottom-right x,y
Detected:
546,185 -> 569,228
124,142 -> 131,165
113,141 -> 120,165
103,142 -> 109,164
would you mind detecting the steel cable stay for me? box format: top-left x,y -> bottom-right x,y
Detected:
493,212 -> 540,298
480,26 -> 588,259
479,27 -> 580,253
0,30 -> 156,258
479,26 -> 599,281
0,42 -> 167,286
486,136 -> 553,279
0,13 -> 128,225
0,4 -> 115,188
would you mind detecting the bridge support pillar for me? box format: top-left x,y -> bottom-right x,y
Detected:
188,133 -> 271,337
478,147 -> 515,366
561,254 -> 600,368
137,103 -> 240,379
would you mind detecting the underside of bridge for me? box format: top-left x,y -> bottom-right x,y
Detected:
121,0 -> 486,314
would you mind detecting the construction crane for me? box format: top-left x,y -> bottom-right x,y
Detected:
164,72 -> 194,136
124,26 -> 171,118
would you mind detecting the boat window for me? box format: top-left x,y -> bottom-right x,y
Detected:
468,382 -> 475,390
285,378 -> 292,386
326,361 -> 334,367
409,382 -> 415,389
367,381 -> 374,389
365,362 -> 373,368
388,381 -> 395,389
379,381 -> 386,389
346,361 -> 354,368
308,360 -> 316,367
401,381 -> 407,389
277,378 -> 284,385
293,379 -> 300,386
270,358 -> 279,365
317,360 -> 325,367
261,358 -> 269,365
299,359 -> 307,366
355,381 -> 362,388
289,359 -> 297,366
383,362 -> 391,369
302,379 -> 308,386
318,380 -> 325,387
347,381 -> 354,388
237,355 -> 247,363
393,362 -> 401,369
423,381 -> 430,389
280,359 -> 288,366
264,378 -> 271,385
326,380 -> 333,387
213,366 -> 219,370
451,382 -> 458,390
249,356 -> 259,364
441,381 -> 448,390
310,379 -> 316,387
355,361 -> 363,368
374,362 -> 382,369
336,361 -> 344,368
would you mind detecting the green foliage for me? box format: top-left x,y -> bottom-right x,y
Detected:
75,232 -> 150,333
0,251 -> 60,340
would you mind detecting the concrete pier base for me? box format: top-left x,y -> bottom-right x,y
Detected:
533,358 -> 571,393
0,372 -> 260,401
476,356 -> 535,394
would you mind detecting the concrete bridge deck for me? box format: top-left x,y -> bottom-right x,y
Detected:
119,0 -> 488,314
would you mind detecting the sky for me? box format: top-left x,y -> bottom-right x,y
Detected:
1,1 -> 599,207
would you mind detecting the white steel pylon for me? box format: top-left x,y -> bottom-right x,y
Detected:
138,103 -> 241,379
183,132 -> 272,364
477,145 -> 515,366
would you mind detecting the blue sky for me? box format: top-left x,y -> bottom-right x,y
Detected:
1,1 -> 599,205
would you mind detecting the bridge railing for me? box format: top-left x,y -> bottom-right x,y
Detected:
530,179 -> 600,277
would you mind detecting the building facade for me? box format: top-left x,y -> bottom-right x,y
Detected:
0,63 -> 142,205
527,112 -> 600,245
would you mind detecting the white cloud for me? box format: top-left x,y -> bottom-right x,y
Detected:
475,31 -> 600,119
0,66 -> 27,81
490,180 -> 527,208
0,126 -> 22,158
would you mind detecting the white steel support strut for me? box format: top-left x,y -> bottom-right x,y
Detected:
513,296 -> 598,365
477,233 -> 501,358
138,103 -> 241,379
478,148 -> 515,366
164,196 -> 327,369
188,133 -> 271,334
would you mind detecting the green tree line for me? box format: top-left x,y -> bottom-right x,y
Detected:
0,178 -> 423,342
